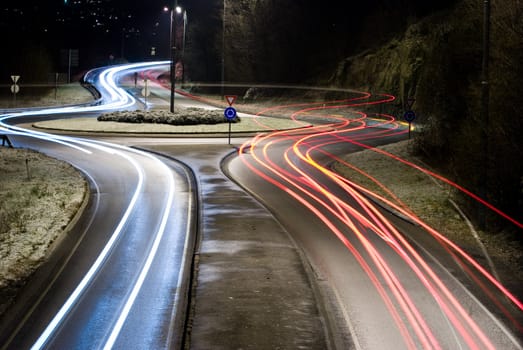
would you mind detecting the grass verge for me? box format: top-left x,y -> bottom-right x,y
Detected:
0,148 -> 86,315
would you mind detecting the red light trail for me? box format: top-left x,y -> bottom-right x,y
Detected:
235,89 -> 522,349
151,70 -> 522,347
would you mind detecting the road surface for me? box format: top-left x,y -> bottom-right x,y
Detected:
224,99 -> 523,349
0,62 -> 196,349
1,61 -> 521,349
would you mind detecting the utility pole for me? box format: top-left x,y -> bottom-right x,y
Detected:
479,0 -> 490,229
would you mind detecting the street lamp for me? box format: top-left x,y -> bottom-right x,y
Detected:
169,1 -> 178,113
180,9 -> 188,86
221,0 -> 226,99
168,3 -> 186,113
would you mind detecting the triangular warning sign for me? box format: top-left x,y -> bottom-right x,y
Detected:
11,75 -> 20,84
225,95 -> 237,106
405,97 -> 415,110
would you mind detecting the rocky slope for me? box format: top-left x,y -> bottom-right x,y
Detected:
328,0 -> 523,229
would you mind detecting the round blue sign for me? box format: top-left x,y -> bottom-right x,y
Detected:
404,110 -> 416,123
224,107 -> 237,120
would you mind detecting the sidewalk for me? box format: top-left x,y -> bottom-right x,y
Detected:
147,144 -> 330,349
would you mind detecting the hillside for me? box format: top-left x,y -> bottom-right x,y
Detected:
196,0 -> 522,231
185,0 -> 457,83
329,0 -> 523,229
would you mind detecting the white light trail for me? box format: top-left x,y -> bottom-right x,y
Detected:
101,145 -> 176,349
30,143 -> 146,350
0,61 -> 176,349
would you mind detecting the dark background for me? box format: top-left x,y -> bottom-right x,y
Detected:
1,0 -> 522,232
0,0 -> 456,82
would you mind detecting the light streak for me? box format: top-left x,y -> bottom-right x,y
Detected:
237,89 -> 523,348
101,144 -> 176,350
0,61 -> 179,349
31,143 -> 146,350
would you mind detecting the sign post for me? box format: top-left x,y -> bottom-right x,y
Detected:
141,79 -> 151,107
55,73 -> 59,100
224,107 -> 237,145
405,97 -> 416,111
10,75 -> 20,107
224,95 -> 238,145
403,110 -> 416,139
403,97 -> 416,139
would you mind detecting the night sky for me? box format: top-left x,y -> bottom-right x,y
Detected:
1,0 -> 456,80
2,0 -> 447,44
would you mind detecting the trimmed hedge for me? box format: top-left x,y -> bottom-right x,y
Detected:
97,108 -> 240,126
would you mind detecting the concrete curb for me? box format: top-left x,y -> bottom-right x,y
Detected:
132,147 -> 200,349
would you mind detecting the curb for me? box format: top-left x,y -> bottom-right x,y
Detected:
132,146 -> 200,349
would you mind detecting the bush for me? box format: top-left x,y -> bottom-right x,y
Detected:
97,108 -> 240,126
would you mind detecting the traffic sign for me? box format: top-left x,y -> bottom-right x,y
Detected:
405,97 -> 415,110
142,79 -> 150,97
10,85 -> 20,94
404,110 -> 416,123
224,107 -> 237,120
141,87 -> 151,97
11,75 -> 20,84
225,95 -> 237,106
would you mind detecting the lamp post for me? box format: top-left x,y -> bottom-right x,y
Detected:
221,0 -> 226,99
167,3 -> 187,112
169,2 -> 179,113
163,6 -> 170,59
181,9 -> 187,86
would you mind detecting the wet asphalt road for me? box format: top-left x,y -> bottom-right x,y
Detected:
1,62 -> 521,348
0,134 -> 195,349
140,142 -> 331,349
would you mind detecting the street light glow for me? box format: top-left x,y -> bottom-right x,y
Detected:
176,6 -> 182,14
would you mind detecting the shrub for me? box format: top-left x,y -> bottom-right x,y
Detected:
97,108 -> 240,126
